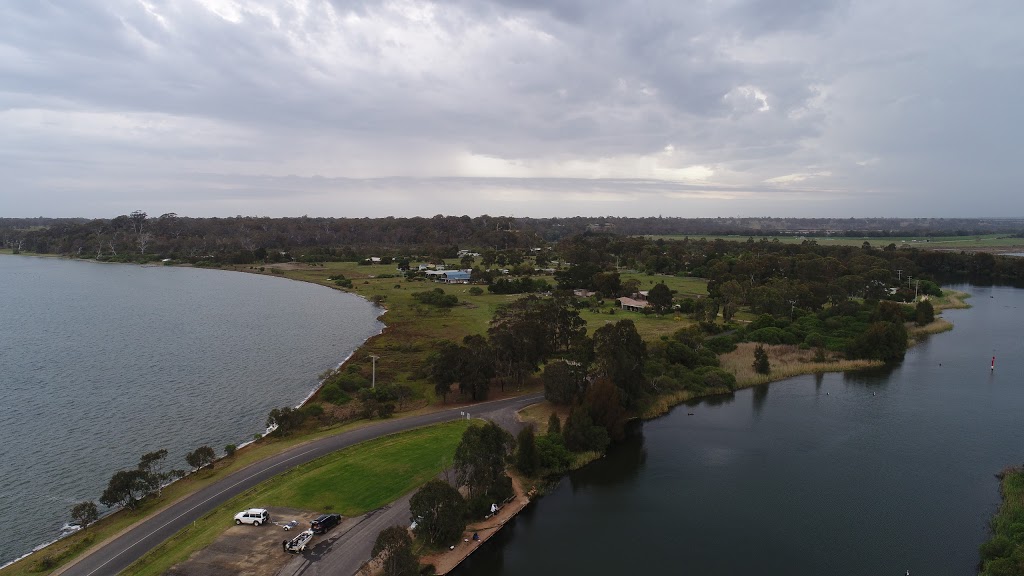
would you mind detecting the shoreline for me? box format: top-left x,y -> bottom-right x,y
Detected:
0,255 -> 391,574
0,254 -> 971,575
444,292 -> 974,573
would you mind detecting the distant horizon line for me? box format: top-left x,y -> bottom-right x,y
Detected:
5,215 -> 1024,222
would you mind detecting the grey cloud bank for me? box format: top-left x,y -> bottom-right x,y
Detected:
1,0 -> 1020,218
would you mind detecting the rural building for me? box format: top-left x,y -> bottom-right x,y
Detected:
441,271 -> 471,284
617,296 -> 649,312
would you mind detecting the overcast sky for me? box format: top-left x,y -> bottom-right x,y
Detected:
1,1 -> 1021,219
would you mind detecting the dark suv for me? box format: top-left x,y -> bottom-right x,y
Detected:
310,513 -> 341,534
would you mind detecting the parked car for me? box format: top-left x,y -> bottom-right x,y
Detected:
310,513 -> 341,534
234,508 -> 270,526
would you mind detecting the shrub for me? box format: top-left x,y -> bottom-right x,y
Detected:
704,335 -> 737,354
748,327 -> 797,345
695,366 -> 737,390
915,299 -> 935,325
805,332 -> 826,348
412,288 -> 458,307
535,434 -> 573,472
563,407 -> 610,452
468,286 -> 484,296
334,372 -> 370,392
301,403 -> 324,419
266,406 -> 307,434
515,427 -> 539,476
753,345 -> 771,374
748,314 -> 776,331
547,412 -> 561,436
361,398 -> 381,419
224,444 -> 237,457
321,383 -> 352,404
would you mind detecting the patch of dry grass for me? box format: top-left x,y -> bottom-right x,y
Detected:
719,343 -> 881,389
909,318 -> 953,343
932,290 -> 971,310
517,401 -> 571,435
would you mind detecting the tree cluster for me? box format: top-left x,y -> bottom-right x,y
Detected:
408,422 -> 515,549
412,287 -> 459,308
487,277 -> 551,295
454,422 -> 515,516
428,294 -> 587,402
98,449 -> 191,512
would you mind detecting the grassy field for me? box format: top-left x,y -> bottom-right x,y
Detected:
642,233 -> 1024,250
257,420 -> 470,516
618,273 -> 708,297
233,262 -> 710,398
240,261 -> 525,402
124,419 -> 472,576
576,274 -> 708,340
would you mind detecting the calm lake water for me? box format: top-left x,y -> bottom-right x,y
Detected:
455,284 -> 1024,576
0,256 -> 383,567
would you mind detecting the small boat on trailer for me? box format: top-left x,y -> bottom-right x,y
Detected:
284,529 -> 314,553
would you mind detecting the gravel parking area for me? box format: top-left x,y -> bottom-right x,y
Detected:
166,507 -> 323,576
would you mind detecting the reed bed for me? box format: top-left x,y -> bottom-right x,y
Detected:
720,343 -> 882,389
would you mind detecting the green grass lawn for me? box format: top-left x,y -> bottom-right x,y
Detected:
618,272 -> 707,297
581,306 -> 694,341
125,419 -> 472,576
259,420 -> 469,516
577,275 -> 707,340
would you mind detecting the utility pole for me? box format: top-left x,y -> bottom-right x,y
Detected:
370,354 -> 379,389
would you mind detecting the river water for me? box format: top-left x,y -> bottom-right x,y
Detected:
0,256 -> 383,567
455,284 -> 1024,575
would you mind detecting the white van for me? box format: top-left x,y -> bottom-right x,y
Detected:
234,508 -> 270,526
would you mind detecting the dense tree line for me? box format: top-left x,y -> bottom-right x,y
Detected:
4,214 -> 1023,270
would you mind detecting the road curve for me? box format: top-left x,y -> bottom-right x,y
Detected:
56,393 -> 543,576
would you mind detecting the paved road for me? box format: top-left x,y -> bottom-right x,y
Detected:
55,394 -> 542,576
275,397 -> 534,576
278,491 -> 415,576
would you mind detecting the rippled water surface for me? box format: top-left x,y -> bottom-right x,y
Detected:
455,284 -> 1024,576
0,256 -> 383,566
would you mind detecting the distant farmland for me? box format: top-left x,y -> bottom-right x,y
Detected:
642,233 -> 1024,252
